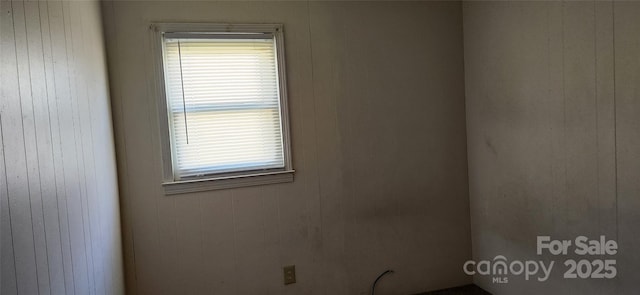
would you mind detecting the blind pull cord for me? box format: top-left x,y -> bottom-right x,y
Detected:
177,40 -> 189,144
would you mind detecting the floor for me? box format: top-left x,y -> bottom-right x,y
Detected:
416,284 -> 491,295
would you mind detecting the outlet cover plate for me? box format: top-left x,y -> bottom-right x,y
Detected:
283,265 -> 296,285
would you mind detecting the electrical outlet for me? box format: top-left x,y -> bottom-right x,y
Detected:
283,265 -> 296,285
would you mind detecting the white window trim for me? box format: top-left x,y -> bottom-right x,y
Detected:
150,23 -> 294,195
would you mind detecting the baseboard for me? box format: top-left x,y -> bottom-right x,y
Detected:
414,284 -> 492,295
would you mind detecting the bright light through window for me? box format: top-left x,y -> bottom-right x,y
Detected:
162,34 -> 287,179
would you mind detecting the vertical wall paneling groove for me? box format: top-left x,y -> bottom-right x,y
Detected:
23,1 -> 57,294
0,0 -> 124,294
13,1 -> 48,292
32,1 -> 67,293
46,1 -> 76,293
2,0 -> 40,293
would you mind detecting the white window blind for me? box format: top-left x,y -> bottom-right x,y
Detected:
162,35 -> 285,179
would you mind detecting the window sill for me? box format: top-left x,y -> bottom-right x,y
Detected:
162,170 -> 294,195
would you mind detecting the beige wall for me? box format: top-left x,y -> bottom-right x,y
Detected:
0,0 -> 124,294
464,1 -> 640,294
102,1 -> 471,294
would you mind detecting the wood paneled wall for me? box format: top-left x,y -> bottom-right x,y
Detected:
102,1 -> 471,294
464,1 -> 640,294
0,0 -> 124,294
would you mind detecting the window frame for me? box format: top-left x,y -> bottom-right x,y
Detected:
150,23 -> 294,195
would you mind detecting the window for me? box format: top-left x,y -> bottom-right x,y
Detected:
151,24 -> 293,194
